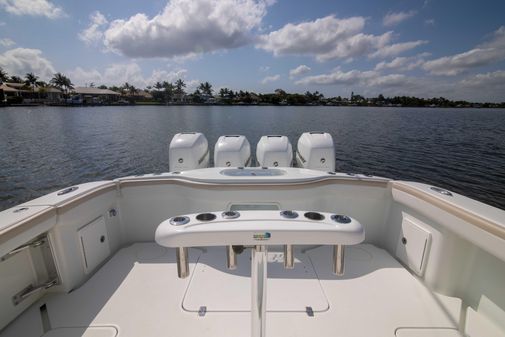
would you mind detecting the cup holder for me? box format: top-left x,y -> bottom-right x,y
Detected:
170,216 -> 190,226
222,211 -> 240,219
304,212 -> 325,221
280,210 -> 299,219
196,213 -> 217,221
331,214 -> 351,224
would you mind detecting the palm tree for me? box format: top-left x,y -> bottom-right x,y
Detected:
50,73 -> 74,97
25,73 -> 38,92
198,81 -> 213,96
154,81 -> 163,91
174,79 -> 186,103
9,75 -> 23,83
175,79 -> 186,94
128,85 -> 137,96
162,81 -> 174,103
0,67 -> 8,83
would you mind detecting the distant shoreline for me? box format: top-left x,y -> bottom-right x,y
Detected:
1,102 -> 504,109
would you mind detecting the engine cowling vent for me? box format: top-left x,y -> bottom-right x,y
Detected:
256,135 -> 293,167
169,132 -> 209,171
214,135 -> 251,167
296,132 -> 335,171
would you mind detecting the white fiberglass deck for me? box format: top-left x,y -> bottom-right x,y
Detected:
4,243 -> 463,337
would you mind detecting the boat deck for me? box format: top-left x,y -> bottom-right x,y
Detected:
3,243 -> 464,337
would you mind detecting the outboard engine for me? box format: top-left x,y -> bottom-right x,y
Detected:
296,132 -> 335,171
169,132 -> 209,171
214,135 -> 251,167
256,135 -> 293,167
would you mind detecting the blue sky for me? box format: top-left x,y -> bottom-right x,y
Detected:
1,0 -> 505,101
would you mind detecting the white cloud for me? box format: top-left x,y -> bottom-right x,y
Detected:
257,16 -> 393,61
367,73 -> 411,87
103,0 -> 269,58
0,48 -> 55,80
460,70 -> 505,88
423,26 -> 505,75
374,53 -> 429,71
261,74 -> 280,84
79,11 -> 108,45
383,10 -> 417,27
257,15 -> 422,61
295,69 -> 377,85
295,68 -> 419,91
425,19 -> 435,26
259,65 -> 270,72
69,63 -> 190,88
0,38 -> 15,47
289,64 -> 311,78
0,0 -> 65,19
370,40 -> 428,58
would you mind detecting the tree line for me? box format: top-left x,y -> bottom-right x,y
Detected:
1,67 -> 503,107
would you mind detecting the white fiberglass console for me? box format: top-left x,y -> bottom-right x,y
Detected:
155,210 -> 364,337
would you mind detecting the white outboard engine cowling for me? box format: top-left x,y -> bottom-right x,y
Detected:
214,135 -> 251,167
296,132 -> 335,171
256,135 -> 293,167
169,132 -> 209,171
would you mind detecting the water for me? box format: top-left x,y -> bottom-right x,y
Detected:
1,105 -> 505,211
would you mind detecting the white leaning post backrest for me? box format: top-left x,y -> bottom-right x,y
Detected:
296,132 -> 335,171
214,135 -> 251,167
169,132 -> 209,171
256,135 -> 293,167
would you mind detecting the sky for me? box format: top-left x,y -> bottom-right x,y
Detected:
0,0 -> 505,102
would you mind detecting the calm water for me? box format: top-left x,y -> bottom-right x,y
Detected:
1,105 -> 505,211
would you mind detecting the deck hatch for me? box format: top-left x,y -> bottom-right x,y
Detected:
182,247 -> 329,313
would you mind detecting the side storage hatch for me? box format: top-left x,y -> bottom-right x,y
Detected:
396,215 -> 431,276
78,216 -> 110,274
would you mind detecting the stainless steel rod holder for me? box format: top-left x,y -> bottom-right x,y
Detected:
333,245 -> 345,276
227,245 -> 237,270
176,247 -> 189,278
251,245 -> 267,337
284,244 -> 294,269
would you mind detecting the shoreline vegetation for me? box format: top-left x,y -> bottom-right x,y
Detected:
1,69 -> 504,109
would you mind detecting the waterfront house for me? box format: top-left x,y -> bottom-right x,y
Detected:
73,87 -> 121,104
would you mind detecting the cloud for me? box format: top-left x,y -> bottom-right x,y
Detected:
460,70 -> 505,88
261,74 -> 280,84
259,65 -> 270,72
370,40 -> 428,58
69,63 -> 190,88
0,0 -> 66,19
79,11 -> 108,45
295,68 -> 420,90
383,10 -> 417,27
425,19 -> 435,26
0,48 -> 55,79
423,26 -> 505,75
0,38 -> 15,47
295,69 -> 377,85
374,53 -> 429,71
289,64 -> 311,78
257,15 -> 423,62
103,0 -> 269,58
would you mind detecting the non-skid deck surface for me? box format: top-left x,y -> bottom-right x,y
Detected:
2,243 -> 463,337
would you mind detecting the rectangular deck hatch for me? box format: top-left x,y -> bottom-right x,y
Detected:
182,247 -> 329,313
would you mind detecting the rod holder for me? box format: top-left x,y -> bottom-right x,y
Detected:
251,245 -> 267,337
284,244 -> 294,269
226,245 -> 237,270
176,247 -> 189,278
333,245 -> 345,276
